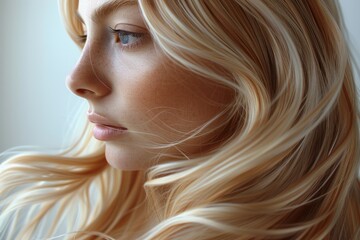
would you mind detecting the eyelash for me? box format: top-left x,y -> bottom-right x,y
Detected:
78,28 -> 147,50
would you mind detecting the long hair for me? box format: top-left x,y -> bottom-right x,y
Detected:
0,0 -> 359,239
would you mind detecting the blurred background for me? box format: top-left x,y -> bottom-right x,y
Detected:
0,0 -> 359,152
0,0 -> 83,152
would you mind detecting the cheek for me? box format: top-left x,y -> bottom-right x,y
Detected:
124,60 -> 231,141
112,49 -> 232,157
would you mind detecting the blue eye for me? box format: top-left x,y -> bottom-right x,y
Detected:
109,27 -> 144,47
77,27 -> 146,50
118,31 -> 142,44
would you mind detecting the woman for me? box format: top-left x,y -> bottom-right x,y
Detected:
1,0 -> 359,239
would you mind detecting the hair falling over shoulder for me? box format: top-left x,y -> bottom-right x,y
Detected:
0,0 -> 359,239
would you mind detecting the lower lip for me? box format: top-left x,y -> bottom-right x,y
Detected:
93,124 -> 127,141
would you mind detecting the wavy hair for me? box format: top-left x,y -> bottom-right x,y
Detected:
0,0 -> 359,239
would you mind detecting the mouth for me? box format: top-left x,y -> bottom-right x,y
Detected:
87,112 -> 128,141
99,123 -> 127,130
92,123 -> 128,141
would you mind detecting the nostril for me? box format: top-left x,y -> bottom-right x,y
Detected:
76,89 -> 96,96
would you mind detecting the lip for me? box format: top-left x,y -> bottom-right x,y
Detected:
87,112 -> 127,141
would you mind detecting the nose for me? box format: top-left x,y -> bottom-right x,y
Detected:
66,46 -> 111,99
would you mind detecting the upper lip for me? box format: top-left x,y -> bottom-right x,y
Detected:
87,112 -> 127,130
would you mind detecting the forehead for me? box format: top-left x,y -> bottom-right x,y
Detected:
78,0 -> 138,21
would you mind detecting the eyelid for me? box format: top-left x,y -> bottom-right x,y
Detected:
77,22 -> 87,44
108,27 -> 144,38
75,20 -> 149,49
108,27 -> 148,51
78,34 -> 87,44
113,23 -> 148,33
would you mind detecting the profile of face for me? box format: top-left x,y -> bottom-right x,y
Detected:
67,0 -> 232,170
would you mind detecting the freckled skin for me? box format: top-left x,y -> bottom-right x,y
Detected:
67,0 -> 232,170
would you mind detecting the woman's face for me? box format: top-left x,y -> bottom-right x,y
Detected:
67,0 -> 232,170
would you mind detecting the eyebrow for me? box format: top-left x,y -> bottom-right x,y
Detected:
77,0 -> 137,23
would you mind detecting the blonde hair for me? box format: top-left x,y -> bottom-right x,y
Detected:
1,0 -> 359,239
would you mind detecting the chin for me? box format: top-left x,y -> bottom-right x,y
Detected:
104,143 -> 151,171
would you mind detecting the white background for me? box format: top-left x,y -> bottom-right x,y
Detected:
0,1 -> 359,152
